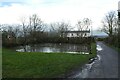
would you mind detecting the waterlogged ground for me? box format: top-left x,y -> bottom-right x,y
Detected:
69,41 -> 118,78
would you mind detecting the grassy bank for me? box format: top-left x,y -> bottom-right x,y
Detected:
3,43 -> 96,78
91,43 -> 97,56
104,42 -> 120,53
109,45 -> 120,53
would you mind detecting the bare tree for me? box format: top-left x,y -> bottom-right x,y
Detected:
20,16 -> 29,46
49,23 -> 58,37
2,25 -> 16,46
29,14 -> 45,32
58,22 -> 70,37
77,18 -> 91,30
101,11 -> 117,37
77,21 -> 83,31
12,25 -> 21,45
29,14 -> 45,43
50,22 -> 71,37
83,18 -> 92,30
77,18 -> 91,37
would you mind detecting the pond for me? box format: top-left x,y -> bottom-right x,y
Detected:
16,43 -> 90,54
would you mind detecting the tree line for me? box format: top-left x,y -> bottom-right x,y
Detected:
1,14 -> 93,47
101,11 -> 120,48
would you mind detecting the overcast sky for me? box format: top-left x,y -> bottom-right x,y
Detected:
0,0 -> 118,30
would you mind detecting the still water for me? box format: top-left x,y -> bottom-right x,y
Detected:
16,43 -> 90,54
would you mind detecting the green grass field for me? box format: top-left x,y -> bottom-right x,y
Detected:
2,43 -> 96,78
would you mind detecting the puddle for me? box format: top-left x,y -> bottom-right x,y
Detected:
97,45 -> 103,51
69,54 -> 101,78
97,55 -> 101,60
16,49 -> 25,52
70,61 -> 95,78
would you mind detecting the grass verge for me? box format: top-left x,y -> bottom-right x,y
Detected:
2,43 -> 96,78
104,42 -> 120,53
110,46 -> 120,53
91,42 -> 97,56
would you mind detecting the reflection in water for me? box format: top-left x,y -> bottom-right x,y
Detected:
16,49 -> 24,52
70,54 -> 101,78
70,61 -> 95,78
97,55 -> 101,60
16,43 -> 90,54
66,52 -> 89,54
97,45 -> 103,51
68,45 -> 102,78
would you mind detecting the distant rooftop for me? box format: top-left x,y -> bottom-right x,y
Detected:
91,30 -> 108,37
61,30 -> 90,33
